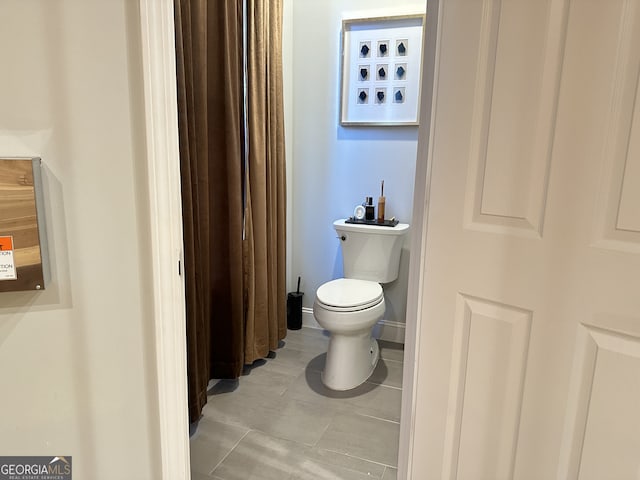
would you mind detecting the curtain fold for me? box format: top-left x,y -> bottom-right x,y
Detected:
175,0 -> 211,423
206,0 -> 245,382
175,0 -> 286,423
175,0 -> 245,423
244,0 -> 287,363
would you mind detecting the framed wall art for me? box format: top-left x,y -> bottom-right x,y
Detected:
340,14 -> 425,126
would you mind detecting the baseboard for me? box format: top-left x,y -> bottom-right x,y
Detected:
373,319 -> 406,344
301,307 -> 405,344
302,307 -> 321,329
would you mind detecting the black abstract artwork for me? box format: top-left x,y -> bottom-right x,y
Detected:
342,15 -> 423,124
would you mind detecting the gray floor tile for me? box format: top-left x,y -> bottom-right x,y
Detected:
257,396 -> 337,446
283,328 -> 330,354
303,447 -> 386,478
202,386 -> 285,430
368,357 -> 404,388
192,327 -> 404,478
189,419 -> 248,475
189,472 -> 216,480
285,365 -> 383,400
284,368 -> 401,422
382,466 -> 398,480
239,362 -> 299,395
213,430 -> 382,480
344,383 -> 403,423
316,413 -> 400,467
305,352 -> 328,372
378,340 -> 405,363
212,431 -> 305,480
203,384 -> 336,446
191,473 -> 227,480
257,346 -> 321,377
290,461 -> 379,480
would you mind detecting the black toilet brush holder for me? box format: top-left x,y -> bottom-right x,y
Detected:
287,276 -> 304,330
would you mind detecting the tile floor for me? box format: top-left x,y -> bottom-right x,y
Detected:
189,327 -> 404,480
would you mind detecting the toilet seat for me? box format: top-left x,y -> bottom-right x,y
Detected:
315,278 -> 383,312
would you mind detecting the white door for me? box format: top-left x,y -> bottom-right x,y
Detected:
409,0 -> 640,478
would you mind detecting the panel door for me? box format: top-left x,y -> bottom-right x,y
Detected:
410,0 -> 640,479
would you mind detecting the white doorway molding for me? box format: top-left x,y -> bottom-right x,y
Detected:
139,0 -> 190,478
398,0 -> 441,477
138,0 -> 442,477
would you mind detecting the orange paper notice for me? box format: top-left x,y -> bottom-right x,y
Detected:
0,236 -> 14,251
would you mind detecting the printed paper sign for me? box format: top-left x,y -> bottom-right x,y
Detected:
0,236 -> 17,281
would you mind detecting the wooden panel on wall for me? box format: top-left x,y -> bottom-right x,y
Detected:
464,0 -> 569,238
0,157 -> 46,292
442,294 -> 532,480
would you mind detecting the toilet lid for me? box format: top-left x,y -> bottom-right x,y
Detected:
316,278 -> 383,309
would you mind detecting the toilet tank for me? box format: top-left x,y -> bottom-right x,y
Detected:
334,219 -> 410,283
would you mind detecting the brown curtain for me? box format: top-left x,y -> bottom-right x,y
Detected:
243,0 -> 287,362
174,0 -> 286,423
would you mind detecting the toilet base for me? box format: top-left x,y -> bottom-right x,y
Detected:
321,331 -> 379,391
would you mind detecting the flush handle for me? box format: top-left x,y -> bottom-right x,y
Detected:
337,235 -> 347,241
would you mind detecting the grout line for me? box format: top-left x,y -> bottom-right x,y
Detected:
355,412 -> 401,425
207,429 -> 251,476
379,357 -> 405,366
364,380 -> 403,391
321,447 -> 398,472
312,413 -> 335,448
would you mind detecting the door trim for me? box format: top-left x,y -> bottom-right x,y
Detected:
138,0 -> 442,477
398,0 -> 442,477
139,0 -> 190,478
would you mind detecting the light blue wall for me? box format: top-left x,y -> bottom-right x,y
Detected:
286,0 -> 426,332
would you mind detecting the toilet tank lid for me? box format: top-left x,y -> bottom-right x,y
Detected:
316,278 -> 383,308
334,219 -> 410,235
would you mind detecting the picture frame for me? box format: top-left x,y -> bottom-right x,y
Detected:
340,14 -> 425,126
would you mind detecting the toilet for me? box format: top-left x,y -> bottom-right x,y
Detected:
313,219 -> 410,390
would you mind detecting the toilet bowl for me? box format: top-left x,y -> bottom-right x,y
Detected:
313,278 -> 385,390
313,219 -> 409,391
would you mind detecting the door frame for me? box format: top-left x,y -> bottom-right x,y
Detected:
398,0 -> 442,477
139,0 -> 190,478
138,0 -> 443,477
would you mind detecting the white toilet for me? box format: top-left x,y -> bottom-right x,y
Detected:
313,219 -> 409,390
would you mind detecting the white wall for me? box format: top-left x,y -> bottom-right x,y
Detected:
0,1 -> 160,478
286,0 -> 426,339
